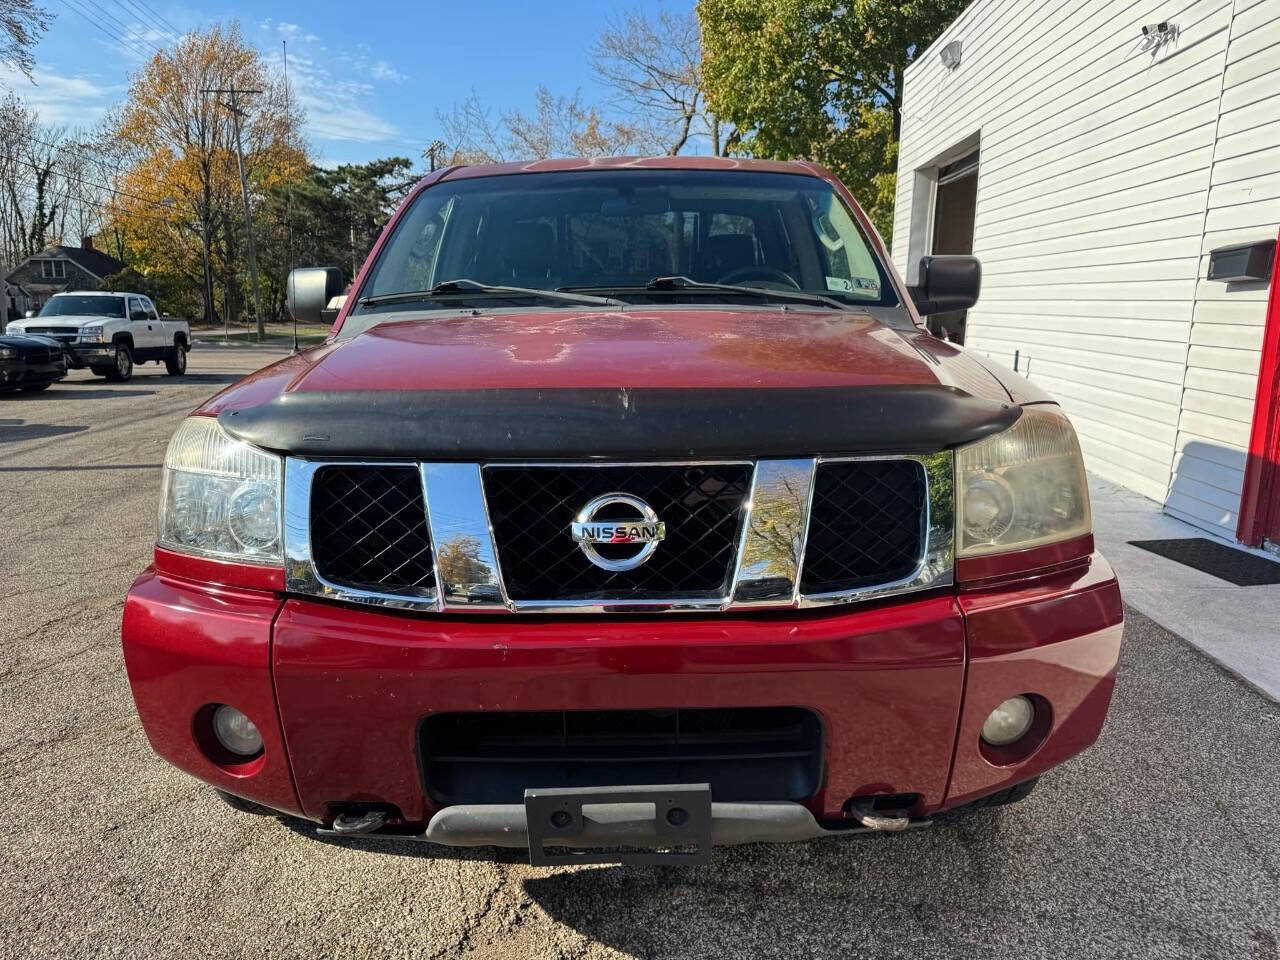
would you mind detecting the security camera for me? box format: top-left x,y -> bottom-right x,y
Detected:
1141,21 -> 1176,38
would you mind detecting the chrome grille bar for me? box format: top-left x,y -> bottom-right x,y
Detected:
421,463 -> 508,612
282,454 -> 954,614
731,459 -> 816,607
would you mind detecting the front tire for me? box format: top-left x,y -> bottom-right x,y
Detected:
164,344 -> 187,375
104,343 -> 133,382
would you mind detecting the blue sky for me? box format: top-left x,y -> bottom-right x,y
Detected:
2,0 -> 684,165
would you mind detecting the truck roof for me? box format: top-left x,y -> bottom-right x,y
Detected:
50,291 -> 149,299
435,155 -> 833,183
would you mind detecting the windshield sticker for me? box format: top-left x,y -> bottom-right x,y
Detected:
831,276 -> 880,296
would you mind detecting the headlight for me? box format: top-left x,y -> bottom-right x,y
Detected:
81,327 -> 105,341
956,406 -> 1090,557
158,417 -> 283,563
0,348 -> 16,360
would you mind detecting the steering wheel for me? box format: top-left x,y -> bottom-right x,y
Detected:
716,265 -> 802,290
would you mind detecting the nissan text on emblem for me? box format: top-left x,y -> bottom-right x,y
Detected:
570,493 -> 666,571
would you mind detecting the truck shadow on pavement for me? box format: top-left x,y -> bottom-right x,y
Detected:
0,419 -> 90,442
170,373 -> 246,385
39,389 -> 156,400
280,818 -> 529,863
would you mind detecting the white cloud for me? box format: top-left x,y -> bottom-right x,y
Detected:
4,11 -> 406,150
265,47 -> 401,144
0,66 -> 121,126
259,19 -> 319,44
369,60 -> 407,84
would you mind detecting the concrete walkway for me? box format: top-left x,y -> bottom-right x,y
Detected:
1090,474 -> 1280,701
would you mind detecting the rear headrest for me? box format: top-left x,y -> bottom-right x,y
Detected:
697,234 -> 757,278
498,221 -> 556,278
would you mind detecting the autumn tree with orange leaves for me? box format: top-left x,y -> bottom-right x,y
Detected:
107,23 -> 305,324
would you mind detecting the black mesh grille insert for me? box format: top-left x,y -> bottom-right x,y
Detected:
310,465 -> 435,596
484,464 -> 751,601
420,707 -> 823,804
800,459 -> 927,594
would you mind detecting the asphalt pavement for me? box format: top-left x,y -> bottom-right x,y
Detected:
1,347 -> 1277,959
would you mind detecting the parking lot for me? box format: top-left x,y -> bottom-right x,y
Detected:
1,347 -> 1278,960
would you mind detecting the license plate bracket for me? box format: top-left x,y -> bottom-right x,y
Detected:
524,783 -> 713,866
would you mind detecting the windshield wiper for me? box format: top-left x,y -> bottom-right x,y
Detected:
562,276 -> 851,310
358,278 -> 623,308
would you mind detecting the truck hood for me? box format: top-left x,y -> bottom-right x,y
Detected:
7,315 -> 111,331
207,307 -> 1022,459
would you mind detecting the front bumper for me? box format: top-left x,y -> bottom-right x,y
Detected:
65,343 -> 116,367
1,354 -> 66,389
121,554 -> 1123,845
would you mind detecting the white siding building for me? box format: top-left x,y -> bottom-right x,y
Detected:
892,0 -> 1280,546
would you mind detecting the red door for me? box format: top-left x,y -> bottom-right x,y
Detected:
1237,229 -> 1280,548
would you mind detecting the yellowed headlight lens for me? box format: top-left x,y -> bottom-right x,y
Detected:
956,407 -> 1090,557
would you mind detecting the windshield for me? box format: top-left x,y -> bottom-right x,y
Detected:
354,170 -> 896,314
39,295 -> 126,318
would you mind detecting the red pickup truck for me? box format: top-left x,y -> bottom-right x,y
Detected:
122,157 -> 1122,865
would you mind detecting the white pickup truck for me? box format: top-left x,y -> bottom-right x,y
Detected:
4,291 -> 190,383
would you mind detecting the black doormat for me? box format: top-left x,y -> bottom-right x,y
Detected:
1128,537 -> 1280,586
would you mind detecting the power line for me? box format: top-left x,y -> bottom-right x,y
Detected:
1,150 -> 178,211
8,183 -> 187,228
77,0 -> 166,51
110,0 -> 180,41
5,130 -> 140,192
129,0 -> 182,36
57,0 -> 157,60
56,0 -> 163,61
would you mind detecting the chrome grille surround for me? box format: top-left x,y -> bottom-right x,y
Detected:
283,453 -> 954,614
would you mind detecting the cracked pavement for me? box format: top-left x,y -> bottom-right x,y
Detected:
2,347 -> 1278,959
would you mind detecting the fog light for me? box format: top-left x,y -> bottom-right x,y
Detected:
981,695 -> 1035,746
211,705 -> 263,756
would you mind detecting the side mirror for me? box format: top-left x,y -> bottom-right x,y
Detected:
287,267 -> 345,326
131,310 -> 148,323
909,255 -> 981,315
24,309 -> 36,319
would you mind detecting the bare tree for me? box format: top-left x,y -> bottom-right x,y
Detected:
78,110 -> 137,261
503,86 -> 641,159
436,91 -> 509,165
0,92 -> 35,264
437,86 -> 645,165
0,94 -> 63,260
0,0 -> 51,81
591,7 -> 732,156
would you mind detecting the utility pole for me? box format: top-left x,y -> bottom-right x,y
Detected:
203,82 -> 266,341
426,140 -> 446,172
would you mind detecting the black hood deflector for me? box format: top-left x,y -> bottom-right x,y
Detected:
218,386 -> 1019,460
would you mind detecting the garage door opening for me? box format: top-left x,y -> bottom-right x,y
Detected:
929,150 -> 979,343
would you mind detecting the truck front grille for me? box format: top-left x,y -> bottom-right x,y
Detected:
800,459 -> 928,594
419,707 -> 823,805
23,327 -> 79,343
309,465 -> 435,596
483,464 -> 752,602
289,455 -> 950,612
